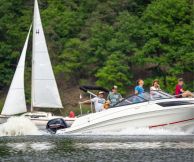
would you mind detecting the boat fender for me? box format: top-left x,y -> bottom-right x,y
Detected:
46,118 -> 68,134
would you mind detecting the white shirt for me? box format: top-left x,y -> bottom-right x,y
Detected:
151,86 -> 159,90
150,86 -> 160,99
91,97 -> 105,112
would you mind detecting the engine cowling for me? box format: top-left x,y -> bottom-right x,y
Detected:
46,118 -> 68,134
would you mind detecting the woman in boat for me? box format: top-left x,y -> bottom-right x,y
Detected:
150,79 -> 161,99
150,79 -> 161,91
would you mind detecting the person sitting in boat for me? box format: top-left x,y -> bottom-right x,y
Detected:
135,78 -> 144,102
79,92 -> 106,112
175,78 -> 194,98
150,79 -> 161,99
101,103 -> 109,111
150,79 -> 161,91
107,85 -> 122,106
69,110 -> 75,118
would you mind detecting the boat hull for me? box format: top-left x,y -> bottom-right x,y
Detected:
0,115 -> 8,124
57,98 -> 194,134
0,114 -> 75,127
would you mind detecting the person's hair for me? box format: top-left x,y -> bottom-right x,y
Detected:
178,78 -> 183,82
152,79 -> 159,86
136,78 -> 142,85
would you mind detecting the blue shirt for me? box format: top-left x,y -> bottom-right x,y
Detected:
135,86 -> 144,102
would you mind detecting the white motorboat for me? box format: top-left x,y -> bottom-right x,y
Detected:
46,89 -> 194,134
0,0 -> 76,127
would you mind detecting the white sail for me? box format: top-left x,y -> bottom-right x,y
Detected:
1,26 -> 32,115
32,0 -> 63,108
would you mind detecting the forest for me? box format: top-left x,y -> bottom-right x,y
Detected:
0,0 -> 193,114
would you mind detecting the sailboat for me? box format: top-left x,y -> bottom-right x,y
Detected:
0,0 -> 75,127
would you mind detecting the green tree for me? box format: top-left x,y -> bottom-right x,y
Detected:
95,52 -> 133,94
134,0 -> 194,76
55,38 -> 88,81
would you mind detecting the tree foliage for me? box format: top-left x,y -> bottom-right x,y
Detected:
134,0 -> 194,76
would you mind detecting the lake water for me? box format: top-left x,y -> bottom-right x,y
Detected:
0,117 -> 193,161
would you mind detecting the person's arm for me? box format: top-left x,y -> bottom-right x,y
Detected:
135,90 -> 138,94
79,100 -> 92,104
107,94 -> 111,105
119,93 -> 122,102
150,87 -> 155,95
107,99 -> 111,105
157,84 -> 161,90
180,89 -> 185,93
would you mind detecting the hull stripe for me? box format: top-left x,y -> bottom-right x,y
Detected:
149,118 -> 194,128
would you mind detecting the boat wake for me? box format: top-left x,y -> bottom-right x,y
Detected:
57,126 -> 194,136
0,116 -> 39,136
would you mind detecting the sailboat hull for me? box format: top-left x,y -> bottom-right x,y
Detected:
0,113 -> 75,127
0,115 -> 8,124
29,116 -> 75,127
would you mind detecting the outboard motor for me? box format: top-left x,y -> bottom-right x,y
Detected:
46,118 -> 68,134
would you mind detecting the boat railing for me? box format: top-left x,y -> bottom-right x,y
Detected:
112,90 -> 175,107
113,90 -> 194,108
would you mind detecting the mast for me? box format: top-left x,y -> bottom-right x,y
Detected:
31,0 -> 36,112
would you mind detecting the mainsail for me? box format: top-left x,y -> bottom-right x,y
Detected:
32,0 -> 63,108
1,26 -> 32,115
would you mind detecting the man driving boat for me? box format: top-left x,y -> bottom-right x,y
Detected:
79,92 -> 105,112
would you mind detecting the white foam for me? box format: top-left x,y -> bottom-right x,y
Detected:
0,116 -> 40,136
7,142 -> 55,151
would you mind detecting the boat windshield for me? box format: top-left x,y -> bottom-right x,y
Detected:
113,90 -> 174,107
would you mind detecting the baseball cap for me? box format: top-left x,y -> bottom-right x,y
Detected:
112,85 -> 118,89
98,91 -> 104,95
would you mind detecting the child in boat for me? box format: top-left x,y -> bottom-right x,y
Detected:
175,78 -> 194,98
69,110 -> 75,118
101,103 -> 109,111
135,78 -> 144,102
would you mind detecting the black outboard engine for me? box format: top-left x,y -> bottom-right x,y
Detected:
46,118 -> 68,134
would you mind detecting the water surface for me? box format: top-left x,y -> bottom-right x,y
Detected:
0,135 -> 193,162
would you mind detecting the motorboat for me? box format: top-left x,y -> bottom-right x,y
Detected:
46,87 -> 194,134
0,0 -> 76,127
